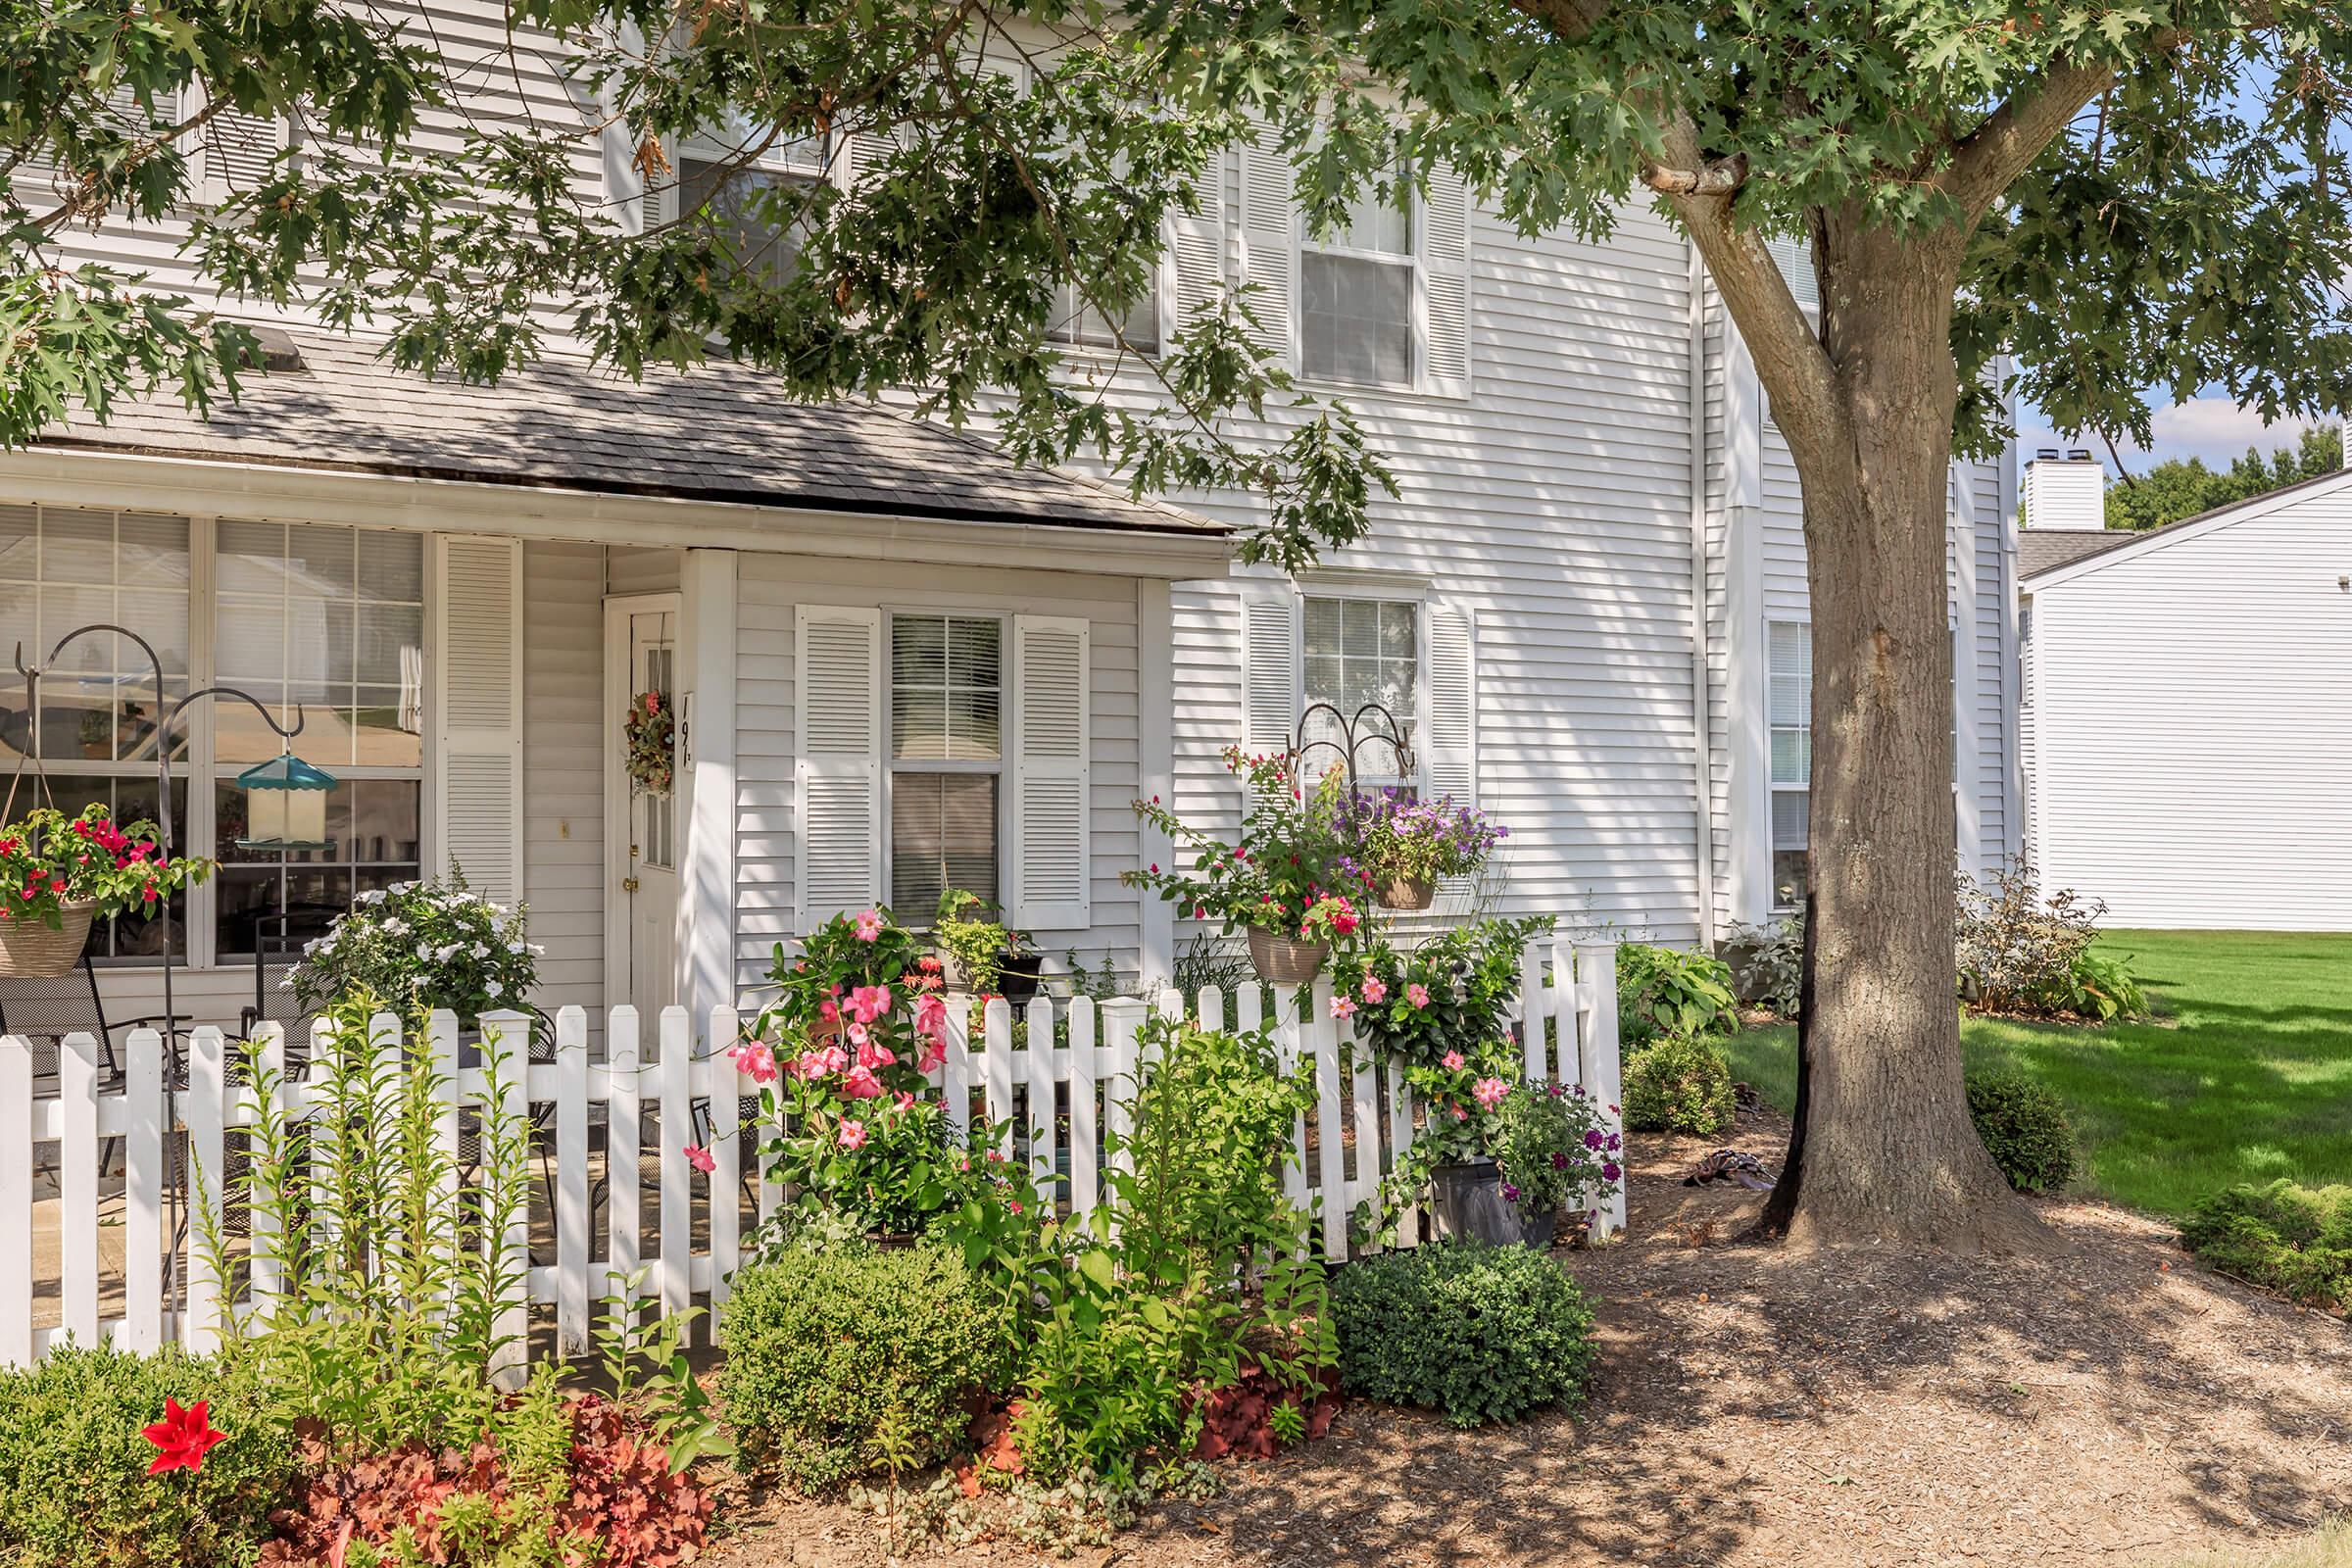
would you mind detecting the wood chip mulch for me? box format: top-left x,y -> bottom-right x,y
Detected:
705,1111 -> 2352,1568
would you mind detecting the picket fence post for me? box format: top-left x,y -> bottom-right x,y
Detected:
0,1036 -> 28,1367
555,1004 -> 592,1356
1066,997 -> 1099,1222
609,1006 -> 642,1331
184,1025 -> 225,1353
1576,940 -> 1628,1239
709,1004 -> 742,1330
123,1026 -> 167,1351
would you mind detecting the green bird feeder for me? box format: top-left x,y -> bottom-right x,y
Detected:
235,751 -> 337,853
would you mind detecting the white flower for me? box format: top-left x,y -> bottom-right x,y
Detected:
382,917 -> 409,936
528,943 -> 546,957
508,941 -> 527,955
417,943 -> 439,964
468,942 -> 488,959
356,889 -> 387,907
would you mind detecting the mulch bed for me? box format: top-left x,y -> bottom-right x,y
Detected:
704,1108 -> 2352,1568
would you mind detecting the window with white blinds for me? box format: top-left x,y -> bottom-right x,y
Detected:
1302,596 -> 1417,781
888,614 -> 1003,921
1302,176 -> 1414,390
1768,620 -> 1811,911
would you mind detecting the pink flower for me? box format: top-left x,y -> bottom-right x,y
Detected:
1473,1076 -> 1508,1110
1451,1103 -> 1468,1121
846,1021 -> 869,1048
852,909 -> 883,942
1360,976 -> 1388,1004
894,1089 -> 916,1111
1329,996 -> 1357,1019
730,1041 -> 778,1084
840,1064 -> 884,1100
1194,906 -> 1208,920
1406,983 -> 1431,1008
850,984 -> 894,1023
1442,1050 -> 1465,1071
818,999 -> 841,1024
838,1119 -> 868,1150
683,1144 -> 715,1174
914,993 -> 949,1037
856,1037 -> 897,1071
816,1045 -> 850,1076
916,1035 -> 948,1074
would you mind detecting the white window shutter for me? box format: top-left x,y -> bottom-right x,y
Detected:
200,103 -> 287,202
1240,584 -> 1300,759
1237,128 -> 1298,368
1010,614 -> 1090,930
1422,602 -> 1476,810
433,536 -> 523,907
640,136 -> 677,232
1167,150 -> 1227,338
795,606 -> 883,929
1766,234 -> 1818,308
1416,161 -> 1472,399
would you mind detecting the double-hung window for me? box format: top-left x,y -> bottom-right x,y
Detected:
1049,276 -> 1160,355
212,521 -> 425,956
1302,596 -> 1418,782
1767,620 -> 1811,910
888,614 -> 1003,920
673,113 -> 828,285
1300,174 -> 1414,390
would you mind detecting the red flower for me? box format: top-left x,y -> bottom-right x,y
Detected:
143,1396 -> 226,1475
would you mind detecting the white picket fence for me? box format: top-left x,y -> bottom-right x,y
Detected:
0,935 -> 1621,1370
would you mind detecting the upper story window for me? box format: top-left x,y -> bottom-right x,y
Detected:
888,613 -> 1004,920
667,114 -> 828,284
1049,278 -> 1159,355
1303,595 -> 1417,781
1301,175 -> 1414,390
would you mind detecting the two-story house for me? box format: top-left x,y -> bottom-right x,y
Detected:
3,13 -> 2021,1042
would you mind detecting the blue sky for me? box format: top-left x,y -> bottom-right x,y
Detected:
2013,391 -> 2326,477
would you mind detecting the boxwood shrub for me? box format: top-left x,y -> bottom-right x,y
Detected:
1965,1069 -> 2077,1192
1621,1033 -> 1737,1137
1329,1242 -> 1596,1427
0,1342 -> 295,1568
719,1241 -> 1009,1492
2180,1180 -> 2352,1312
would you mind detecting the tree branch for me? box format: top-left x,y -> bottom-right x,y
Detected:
1941,27 -> 2200,221
1643,153 -> 1748,197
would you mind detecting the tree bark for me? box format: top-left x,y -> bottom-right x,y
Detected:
1718,215 -> 2039,1252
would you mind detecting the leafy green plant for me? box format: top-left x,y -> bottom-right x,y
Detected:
1339,787 -> 1505,885
1622,1033 -> 1737,1137
1335,917 -> 1550,1071
934,889 -> 1023,993
0,802 -> 213,929
1329,1242 -> 1597,1426
2179,1180 -> 2352,1312
1965,1069 -> 2077,1193
1721,914 -> 1802,1017
2050,948 -> 2150,1023
1955,859 -> 2121,1020
1125,749 -> 1367,938
0,1343 -> 296,1568
1489,1082 -> 1621,1216
719,1241 -> 1011,1493
593,1267 -> 733,1474
1000,1013 -> 1334,1489
1617,942 -> 1737,1047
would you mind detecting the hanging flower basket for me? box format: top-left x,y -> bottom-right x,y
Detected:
1378,874 -> 1436,911
623,690 -> 675,796
1247,927 -> 1330,986
0,899 -> 95,979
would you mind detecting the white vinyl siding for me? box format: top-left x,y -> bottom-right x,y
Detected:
2029,484 -> 2352,929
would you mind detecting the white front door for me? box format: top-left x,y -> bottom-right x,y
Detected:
608,598 -> 682,1016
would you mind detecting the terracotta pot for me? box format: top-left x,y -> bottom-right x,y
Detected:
1247,927 -> 1329,986
1379,874 -> 1436,911
0,900 -> 95,979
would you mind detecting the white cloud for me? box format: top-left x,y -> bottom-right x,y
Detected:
2016,397 -> 2328,476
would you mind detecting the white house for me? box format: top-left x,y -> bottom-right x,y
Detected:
2021,452 -> 2352,930
4,10 -> 2022,1041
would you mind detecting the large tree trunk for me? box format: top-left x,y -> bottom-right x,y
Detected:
1737,218 -> 2038,1252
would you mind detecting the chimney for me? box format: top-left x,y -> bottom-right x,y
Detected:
2022,449 -> 2105,531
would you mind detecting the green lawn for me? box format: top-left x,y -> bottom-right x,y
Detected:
1721,929 -> 2352,1220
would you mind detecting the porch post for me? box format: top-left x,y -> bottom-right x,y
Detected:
1138,579 -> 1175,990
678,549 -> 739,1037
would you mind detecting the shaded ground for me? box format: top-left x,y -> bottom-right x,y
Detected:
706,1112 -> 2352,1568
1726,928 -> 2352,1218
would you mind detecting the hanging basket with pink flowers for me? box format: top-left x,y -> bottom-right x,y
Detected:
623,689 -> 675,796
0,804 -> 214,978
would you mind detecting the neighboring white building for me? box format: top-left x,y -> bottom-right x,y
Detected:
3,15 -> 2021,1041
2021,458 -> 2352,930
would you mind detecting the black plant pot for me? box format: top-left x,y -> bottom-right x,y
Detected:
1429,1158 -> 1553,1248
996,949 -> 1044,1004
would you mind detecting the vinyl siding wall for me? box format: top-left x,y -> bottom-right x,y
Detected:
2031,493 -> 2352,930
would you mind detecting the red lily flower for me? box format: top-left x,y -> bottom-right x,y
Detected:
143,1396 -> 226,1475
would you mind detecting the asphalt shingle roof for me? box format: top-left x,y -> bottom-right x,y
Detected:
36,328 -> 1225,538
2019,528 -> 2132,578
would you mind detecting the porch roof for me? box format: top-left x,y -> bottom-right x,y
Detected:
37,327 -> 1230,539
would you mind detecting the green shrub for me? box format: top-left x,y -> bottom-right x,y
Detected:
1329,1243 -> 1597,1426
2046,948 -> 2150,1022
2180,1180 -> 2352,1311
0,1343 -> 296,1568
1616,943 -> 1737,1048
1621,1033 -> 1737,1136
720,1241 -> 1008,1492
1965,1069 -> 2077,1192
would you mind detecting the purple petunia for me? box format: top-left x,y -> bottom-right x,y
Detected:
1584,1129 -> 1605,1150
1500,1181 -> 1521,1203
1601,1161 -> 1622,1183
1549,1151 -> 1568,1170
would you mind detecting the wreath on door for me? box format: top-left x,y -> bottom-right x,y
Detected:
623,689 -> 675,797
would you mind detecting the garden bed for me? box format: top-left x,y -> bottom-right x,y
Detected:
706,1114 -> 2352,1568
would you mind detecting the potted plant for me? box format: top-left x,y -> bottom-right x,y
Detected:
745,907 -> 964,1244
1338,917 -> 1550,1071
930,889 -> 1042,1001
1487,1082 -> 1622,1248
0,804 -> 214,978
1344,788 -> 1506,910
290,870 -> 540,1028
1126,748 -> 1368,985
